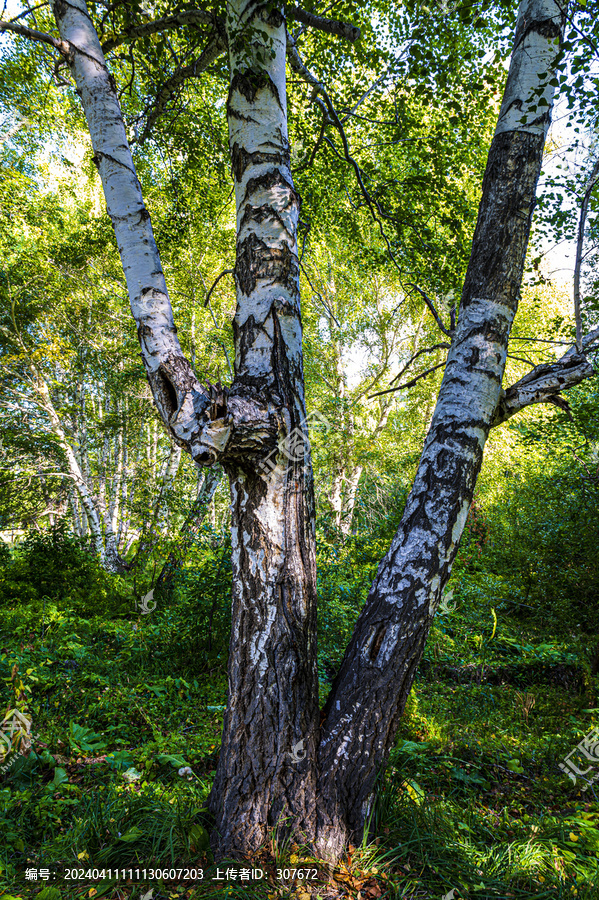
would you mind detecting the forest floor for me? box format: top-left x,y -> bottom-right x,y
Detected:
0,589 -> 598,900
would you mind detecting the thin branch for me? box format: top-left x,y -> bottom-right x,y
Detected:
197,269 -> 234,378
574,158 -> 599,351
569,446 -> 599,483
554,0 -> 599,61
368,362 -> 446,398
286,34 -> 403,273
138,34 -> 226,143
204,269 -> 234,308
389,342 -> 450,385
299,262 -> 340,327
8,2 -> 48,25
298,117 -> 326,172
0,19 -> 71,56
286,5 -> 360,42
506,353 -> 535,366
406,283 -> 453,337
510,335 -> 573,344
340,61 -> 401,124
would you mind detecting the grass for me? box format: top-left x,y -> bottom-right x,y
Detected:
1,572 -> 599,899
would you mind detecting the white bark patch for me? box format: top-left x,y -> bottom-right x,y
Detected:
366,296 -> 516,616
494,0 -> 561,138
377,623 -> 401,667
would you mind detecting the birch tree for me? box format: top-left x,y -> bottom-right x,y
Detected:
2,0 -> 599,861
0,167 -> 194,568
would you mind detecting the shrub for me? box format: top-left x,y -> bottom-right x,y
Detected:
0,521 -> 130,617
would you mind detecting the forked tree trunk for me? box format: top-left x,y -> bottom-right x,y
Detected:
51,0 -> 319,856
47,0 -> 590,864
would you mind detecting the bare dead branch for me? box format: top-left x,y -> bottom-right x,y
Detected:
510,335 -> 573,344
569,446 -> 599,484
506,353 -> 535,366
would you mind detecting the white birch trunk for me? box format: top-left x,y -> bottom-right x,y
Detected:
316,0 -> 565,856
34,370 -> 106,562
205,0 -> 320,856
329,471 -> 344,529
340,465 -> 362,537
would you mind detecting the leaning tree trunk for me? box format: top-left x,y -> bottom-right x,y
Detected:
47,0 -> 588,865
314,0 -> 565,857
206,0 -> 320,855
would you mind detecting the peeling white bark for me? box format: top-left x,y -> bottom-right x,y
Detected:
494,0 -> 562,137
494,343 -> 595,424
207,0 -> 319,857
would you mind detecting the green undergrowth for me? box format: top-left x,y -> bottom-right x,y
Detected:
0,519 -> 599,898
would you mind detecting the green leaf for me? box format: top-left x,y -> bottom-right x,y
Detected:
189,823 -> 210,851
52,767 -> 68,786
118,825 -> 143,842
